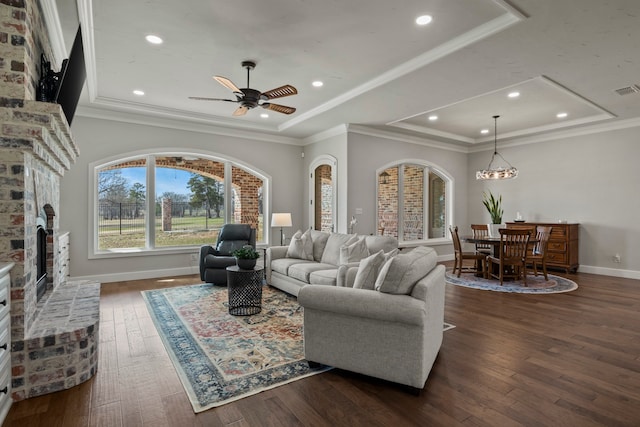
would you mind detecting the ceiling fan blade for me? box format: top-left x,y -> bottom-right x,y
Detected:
232,106 -> 249,116
262,103 -> 296,115
188,96 -> 237,102
214,76 -> 243,95
261,85 -> 298,100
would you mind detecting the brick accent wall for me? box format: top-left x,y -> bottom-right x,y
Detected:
1,0 -> 98,402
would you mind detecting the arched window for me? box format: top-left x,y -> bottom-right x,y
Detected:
91,152 -> 268,256
377,161 -> 452,244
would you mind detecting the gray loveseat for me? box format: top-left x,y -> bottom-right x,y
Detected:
266,229 -> 398,296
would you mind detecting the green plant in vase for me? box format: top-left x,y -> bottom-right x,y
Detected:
482,191 -> 503,237
232,246 -> 260,270
482,191 -> 503,224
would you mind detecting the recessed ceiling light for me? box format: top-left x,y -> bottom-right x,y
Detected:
480,129 -> 489,134
428,115 -> 438,121
133,89 -> 145,96
145,34 -> 163,45
260,113 -> 269,119
312,81 -> 324,87
557,112 -> 568,118
508,91 -> 520,98
416,15 -> 433,26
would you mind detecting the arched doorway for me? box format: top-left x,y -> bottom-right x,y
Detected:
309,155 -> 337,232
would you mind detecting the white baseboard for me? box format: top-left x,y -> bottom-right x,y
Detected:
577,265 -> 640,280
70,266 -> 200,283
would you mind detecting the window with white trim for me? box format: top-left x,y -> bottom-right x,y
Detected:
94,154 -> 266,252
377,162 -> 451,243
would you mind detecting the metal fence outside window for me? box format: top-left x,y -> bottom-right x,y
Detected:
98,201 -> 222,236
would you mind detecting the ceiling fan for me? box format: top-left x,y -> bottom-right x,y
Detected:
189,61 -> 297,116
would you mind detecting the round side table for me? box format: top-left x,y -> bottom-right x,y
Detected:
226,265 -> 264,316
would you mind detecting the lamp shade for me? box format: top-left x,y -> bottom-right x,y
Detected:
271,213 -> 292,227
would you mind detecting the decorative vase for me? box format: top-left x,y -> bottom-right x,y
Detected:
488,223 -> 504,238
236,258 -> 257,270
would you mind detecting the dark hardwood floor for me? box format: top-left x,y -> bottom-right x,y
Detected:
4,263 -> 640,426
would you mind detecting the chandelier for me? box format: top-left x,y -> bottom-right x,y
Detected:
476,115 -> 518,180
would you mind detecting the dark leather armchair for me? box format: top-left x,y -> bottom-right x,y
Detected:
199,224 -> 256,284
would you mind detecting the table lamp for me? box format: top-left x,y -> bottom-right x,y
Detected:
271,213 -> 292,245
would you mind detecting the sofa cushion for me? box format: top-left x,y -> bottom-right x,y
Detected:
375,246 -> 437,295
364,235 -> 399,254
309,268 -> 339,286
310,229 -> 331,262
287,229 -> 314,260
353,250 -> 386,290
270,258 -> 316,276
321,233 -> 357,265
288,263 -> 336,284
339,236 -> 369,265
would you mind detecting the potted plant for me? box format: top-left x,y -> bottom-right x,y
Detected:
482,191 -> 504,237
232,246 -> 260,270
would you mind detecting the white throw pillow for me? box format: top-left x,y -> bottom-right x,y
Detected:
339,236 -> 369,265
353,250 -> 386,290
374,246 -> 436,295
320,233 -> 357,265
286,229 -> 314,260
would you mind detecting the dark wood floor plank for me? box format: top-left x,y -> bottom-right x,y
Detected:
4,267 -> 640,426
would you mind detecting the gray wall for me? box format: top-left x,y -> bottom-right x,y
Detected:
468,126 -> 640,277
61,115 -> 640,281
60,115 -> 304,281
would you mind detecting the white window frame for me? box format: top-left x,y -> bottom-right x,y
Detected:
376,159 -> 454,247
89,149 -> 271,259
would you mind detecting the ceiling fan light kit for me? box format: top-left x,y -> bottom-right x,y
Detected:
190,60 -> 297,116
476,115 -> 518,180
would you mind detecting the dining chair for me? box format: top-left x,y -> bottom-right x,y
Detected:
470,224 -> 492,255
528,226 -> 553,280
449,225 -> 487,278
487,228 -> 531,286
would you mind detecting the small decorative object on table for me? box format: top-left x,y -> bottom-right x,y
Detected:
514,211 -> 525,222
232,246 -> 260,270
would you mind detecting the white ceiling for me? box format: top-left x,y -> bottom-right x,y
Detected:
53,0 -> 640,146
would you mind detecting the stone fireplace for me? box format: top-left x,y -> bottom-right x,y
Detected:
0,0 -> 99,401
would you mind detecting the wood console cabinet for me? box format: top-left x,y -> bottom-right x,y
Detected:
506,222 -> 579,273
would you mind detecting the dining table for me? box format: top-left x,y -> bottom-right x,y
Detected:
462,235 -> 539,278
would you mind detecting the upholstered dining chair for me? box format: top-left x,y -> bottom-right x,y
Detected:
450,225 -> 487,278
487,228 -> 531,286
528,226 -> 553,280
470,224 -> 492,255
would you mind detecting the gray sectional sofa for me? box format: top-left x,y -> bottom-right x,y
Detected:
265,229 -> 398,296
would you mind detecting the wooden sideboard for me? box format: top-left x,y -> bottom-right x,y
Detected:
506,222 -> 579,273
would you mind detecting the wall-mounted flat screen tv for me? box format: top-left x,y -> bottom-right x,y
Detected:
55,26 -> 86,126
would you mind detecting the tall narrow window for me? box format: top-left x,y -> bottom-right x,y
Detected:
377,162 -> 451,243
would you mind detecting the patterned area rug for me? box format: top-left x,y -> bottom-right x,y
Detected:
141,284 -> 330,412
445,270 -> 578,294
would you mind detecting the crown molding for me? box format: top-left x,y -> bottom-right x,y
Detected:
39,0 -> 67,63
469,116 -> 640,152
347,125 -> 469,154
76,105 -> 303,146
302,124 -> 348,145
